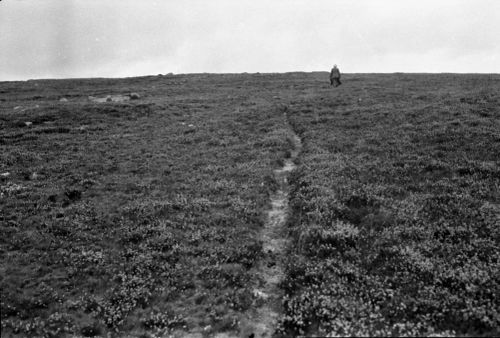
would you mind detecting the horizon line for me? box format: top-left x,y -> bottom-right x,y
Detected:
2,71 -> 499,83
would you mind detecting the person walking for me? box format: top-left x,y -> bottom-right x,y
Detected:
330,64 -> 342,87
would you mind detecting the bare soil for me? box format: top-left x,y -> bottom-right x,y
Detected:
238,130 -> 301,338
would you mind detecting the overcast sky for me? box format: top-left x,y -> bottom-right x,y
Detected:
1,0 -> 499,80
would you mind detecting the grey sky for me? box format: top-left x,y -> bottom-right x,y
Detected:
1,0 -> 499,80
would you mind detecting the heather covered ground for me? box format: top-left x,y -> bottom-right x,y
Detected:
280,73 -> 500,336
1,73 -> 499,337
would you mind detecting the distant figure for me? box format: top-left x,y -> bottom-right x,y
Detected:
330,64 -> 342,87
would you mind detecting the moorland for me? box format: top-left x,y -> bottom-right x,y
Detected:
1,72 -> 499,337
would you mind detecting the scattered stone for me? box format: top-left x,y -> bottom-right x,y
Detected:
30,172 -> 39,180
89,95 -> 130,103
115,95 -> 130,102
0,172 -> 10,180
273,96 -> 280,100
24,121 -> 33,127
59,98 -> 68,102
89,96 -> 99,103
188,124 -> 194,127
252,289 -> 269,300
129,93 -> 140,100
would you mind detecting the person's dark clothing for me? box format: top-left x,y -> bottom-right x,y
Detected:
330,67 -> 341,87
331,77 -> 341,87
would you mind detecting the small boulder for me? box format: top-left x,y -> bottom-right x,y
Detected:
59,98 -> 68,102
89,95 -> 104,103
24,121 -> 33,127
111,95 -> 129,102
129,93 -> 140,100
106,96 -> 112,102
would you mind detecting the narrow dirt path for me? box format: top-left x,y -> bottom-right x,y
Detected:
237,118 -> 302,338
